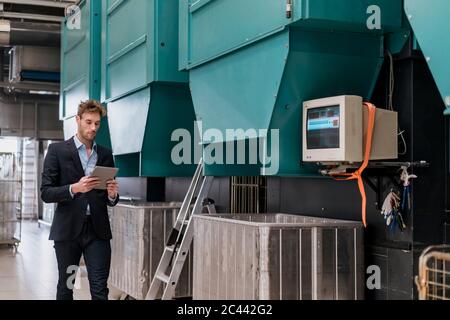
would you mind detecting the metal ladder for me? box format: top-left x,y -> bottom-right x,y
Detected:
145,159 -> 213,300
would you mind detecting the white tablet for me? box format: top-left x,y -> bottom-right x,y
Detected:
90,166 -> 119,190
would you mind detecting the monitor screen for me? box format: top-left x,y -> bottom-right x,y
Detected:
306,105 -> 340,149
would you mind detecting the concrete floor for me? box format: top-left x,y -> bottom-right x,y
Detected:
0,221 -> 123,300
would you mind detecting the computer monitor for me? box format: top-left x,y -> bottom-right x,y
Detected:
302,95 -> 398,163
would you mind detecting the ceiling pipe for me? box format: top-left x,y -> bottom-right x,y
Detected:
0,20 -> 60,47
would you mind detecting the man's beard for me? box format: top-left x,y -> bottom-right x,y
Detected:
81,131 -> 96,141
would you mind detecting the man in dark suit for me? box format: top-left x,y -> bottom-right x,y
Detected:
41,100 -> 119,300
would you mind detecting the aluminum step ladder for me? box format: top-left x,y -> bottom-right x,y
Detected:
145,159 -> 213,300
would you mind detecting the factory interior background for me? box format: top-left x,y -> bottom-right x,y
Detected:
0,0 -> 449,301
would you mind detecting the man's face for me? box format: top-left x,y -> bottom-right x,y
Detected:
76,112 -> 101,142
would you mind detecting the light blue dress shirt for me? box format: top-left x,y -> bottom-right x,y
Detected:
73,134 -> 98,177
69,135 -> 115,215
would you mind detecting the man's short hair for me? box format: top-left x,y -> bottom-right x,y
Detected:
77,100 -> 107,118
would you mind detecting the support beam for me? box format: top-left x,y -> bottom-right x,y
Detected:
0,81 -> 60,93
0,12 -> 63,23
0,0 -> 77,9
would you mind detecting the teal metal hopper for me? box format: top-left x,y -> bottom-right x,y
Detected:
179,0 -> 405,176
60,0 -> 111,148
101,0 -> 196,177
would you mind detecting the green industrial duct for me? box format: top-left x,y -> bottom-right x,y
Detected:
60,0 -> 111,148
180,0 -> 405,176
101,0 -> 197,177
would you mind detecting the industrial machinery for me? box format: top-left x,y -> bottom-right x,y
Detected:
9,46 -> 60,85
58,0 -> 450,301
179,0 -> 407,176
61,0 -> 449,175
60,0 -> 111,147
58,3 -> 450,171
100,0 -> 196,177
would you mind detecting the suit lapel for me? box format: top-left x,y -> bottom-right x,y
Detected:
96,145 -> 104,166
67,137 -> 85,178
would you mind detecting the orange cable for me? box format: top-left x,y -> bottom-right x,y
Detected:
330,102 -> 376,227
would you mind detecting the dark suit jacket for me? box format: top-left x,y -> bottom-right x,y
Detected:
40,137 -> 119,241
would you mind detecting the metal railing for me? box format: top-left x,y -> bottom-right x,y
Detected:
230,176 -> 267,214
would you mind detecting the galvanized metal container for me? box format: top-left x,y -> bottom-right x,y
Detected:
109,202 -> 192,300
0,203 -> 18,241
193,214 -> 364,300
0,205 -> 17,241
0,181 -> 20,203
0,153 -> 21,242
0,153 -> 21,181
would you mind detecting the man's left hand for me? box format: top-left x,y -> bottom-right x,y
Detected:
106,179 -> 119,199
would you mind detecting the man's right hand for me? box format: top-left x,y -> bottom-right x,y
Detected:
71,176 -> 101,194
